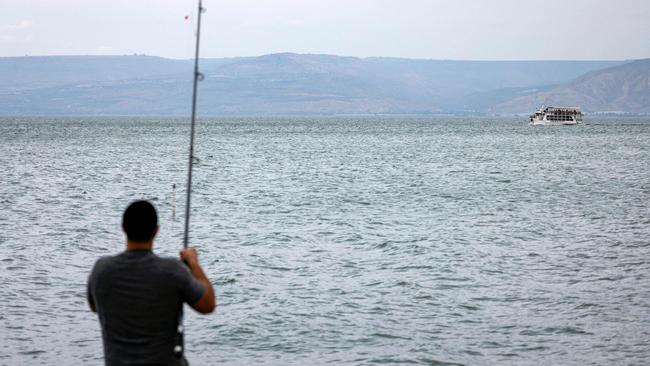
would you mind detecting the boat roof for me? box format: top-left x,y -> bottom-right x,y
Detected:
543,106 -> 581,109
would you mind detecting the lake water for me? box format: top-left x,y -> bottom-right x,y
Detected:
1,117 -> 649,365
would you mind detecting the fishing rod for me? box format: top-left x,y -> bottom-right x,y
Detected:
176,0 -> 204,360
183,0 -> 205,249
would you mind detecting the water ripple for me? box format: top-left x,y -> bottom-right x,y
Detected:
1,117 -> 649,365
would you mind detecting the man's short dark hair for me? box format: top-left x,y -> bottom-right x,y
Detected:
122,200 -> 158,242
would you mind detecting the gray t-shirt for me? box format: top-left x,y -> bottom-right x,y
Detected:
87,249 -> 205,366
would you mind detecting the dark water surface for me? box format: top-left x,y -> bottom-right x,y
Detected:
1,117 -> 649,365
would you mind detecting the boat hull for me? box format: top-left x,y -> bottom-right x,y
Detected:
530,118 -> 581,126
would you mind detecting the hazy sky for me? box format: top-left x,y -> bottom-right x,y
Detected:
2,0 -> 650,60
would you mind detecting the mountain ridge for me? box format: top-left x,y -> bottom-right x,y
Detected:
1,53 -> 646,116
491,59 -> 650,114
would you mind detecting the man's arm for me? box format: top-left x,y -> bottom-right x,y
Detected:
87,270 -> 97,313
180,248 -> 216,314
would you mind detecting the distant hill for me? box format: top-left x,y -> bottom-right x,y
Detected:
0,55 -> 248,91
0,54 -> 634,115
195,54 -> 623,115
491,59 -> 650,114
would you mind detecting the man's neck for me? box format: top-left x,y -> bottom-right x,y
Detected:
126,240 -> 153,251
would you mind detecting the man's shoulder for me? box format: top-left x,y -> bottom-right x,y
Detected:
88,255 -> 118,286
152,253 -> 181,265
92,255 -> 115,271
90,252 -> 187,278
152,255 -> 188,273
147,256 -> 194,290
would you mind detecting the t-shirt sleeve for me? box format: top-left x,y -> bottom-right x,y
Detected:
86,276 -> 95,308
174,261 -> 206,305
87,258 -> 102,308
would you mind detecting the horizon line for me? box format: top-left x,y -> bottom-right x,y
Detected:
0,52 -> 643,63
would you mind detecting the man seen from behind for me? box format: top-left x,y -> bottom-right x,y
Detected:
87,200 -> 215,366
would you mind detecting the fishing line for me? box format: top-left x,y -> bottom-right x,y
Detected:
172,183 -> 177,221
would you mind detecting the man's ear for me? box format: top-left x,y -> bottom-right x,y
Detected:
152,225 -> 159,239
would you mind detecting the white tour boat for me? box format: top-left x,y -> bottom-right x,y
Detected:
529,106 -> 583,125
